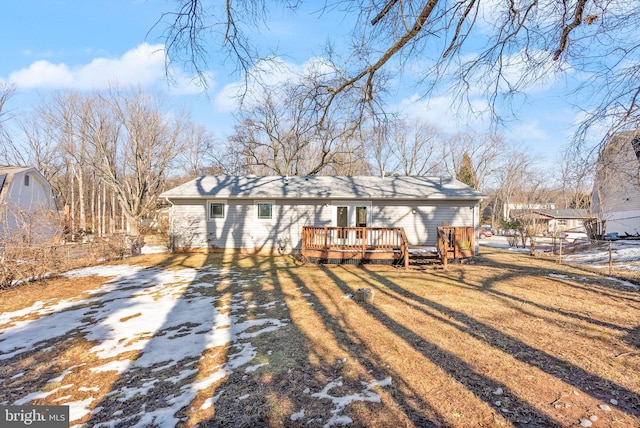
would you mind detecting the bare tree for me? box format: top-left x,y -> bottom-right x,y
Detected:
175,122 -> 220,178
159,1 -> 640,146
391,120 -> 443,176
443,132 -> 504,191
554,145 -> 595,209
25,88 -> 191,237
17,112 -> 64,184
90,87 -> 189,235
0,82 -> 16,163
227,77 -> 363,176
492,147 -> 537,225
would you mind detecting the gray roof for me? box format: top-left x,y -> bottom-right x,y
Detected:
161,176 -> 487,201
533,209 -> 591,219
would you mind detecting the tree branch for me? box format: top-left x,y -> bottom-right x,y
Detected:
553,0 -> 588,60
371,0 -> 399,26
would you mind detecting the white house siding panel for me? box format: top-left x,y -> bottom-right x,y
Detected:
599,209 -> 640,236
595,176 -> 640,234
1,170 -> 57,241
171,199 -> 333,250
170,199 -> 209,249
371,200 -> 476,245
248,200 -> 332,250
592,133 -> 640,235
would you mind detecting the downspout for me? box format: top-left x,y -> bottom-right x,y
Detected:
474,201 -> 479,255
164,197 -> 174,252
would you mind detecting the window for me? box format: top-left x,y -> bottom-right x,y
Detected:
557,219 -> 567,226
256,202 -> 274,219
207,201 -> 225,220
24,174 -> 30,186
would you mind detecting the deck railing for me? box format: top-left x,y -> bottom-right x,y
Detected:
302,226 -> 474,269
437,226 -> 475,267
301,226 -> 409,268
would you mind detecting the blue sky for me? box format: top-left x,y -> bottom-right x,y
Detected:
1,0 -> 581,161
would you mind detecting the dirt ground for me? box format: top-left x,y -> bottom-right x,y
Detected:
1,248 -> 639,427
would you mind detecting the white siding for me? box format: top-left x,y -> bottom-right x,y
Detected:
5,171 -> 55,211
592,133 -> 640,234
0,170 -> 58,241
171,199 -> 333,250
599,210 -> 640,236
372,200 -> 476,245
170,198 -> 479,250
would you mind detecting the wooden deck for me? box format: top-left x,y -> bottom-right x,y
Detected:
301,226 -> 410,269
301,226 -> 475,269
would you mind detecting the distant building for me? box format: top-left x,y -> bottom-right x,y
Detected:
511,208 -> 590,235
592,131 -> 640,236
502,202 -> 556,221
0,166 -> 59,242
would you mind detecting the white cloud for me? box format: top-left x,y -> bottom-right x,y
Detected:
214,56 -> 337,112
7,43 -> 209,94
397,93 -> 492,134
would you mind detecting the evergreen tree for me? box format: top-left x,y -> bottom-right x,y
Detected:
456,152 -> 477,189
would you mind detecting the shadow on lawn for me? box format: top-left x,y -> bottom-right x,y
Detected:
358,263 -> 640,420
278,264 -> 443,426
84,253 -> 232,427
315,264 -> 560,426
439,257 -> 639,335
11,250 -> 637,426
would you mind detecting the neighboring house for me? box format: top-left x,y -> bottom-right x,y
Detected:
0,166 -> 59,242
511,208 -> 590,235
592,131 -> 640,236
161,175 -> 487,253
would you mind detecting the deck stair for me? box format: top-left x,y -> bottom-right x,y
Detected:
406,246 -> 441,268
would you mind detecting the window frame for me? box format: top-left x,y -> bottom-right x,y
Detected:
207,200 -> 227,221
255,200 -> 275,220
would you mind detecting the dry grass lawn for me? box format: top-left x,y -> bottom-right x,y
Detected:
1,248 -> 639,427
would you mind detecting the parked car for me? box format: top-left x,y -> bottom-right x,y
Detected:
501,228 -> 520,236
562,232 -> 589,243
479,228 -> 492,239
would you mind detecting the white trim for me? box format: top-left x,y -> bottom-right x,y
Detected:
255,200 -> 275,220
331,201 -> 372,227
207,200 -> 227,220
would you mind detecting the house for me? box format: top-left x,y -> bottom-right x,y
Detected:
592,131 -> 640,236
0,166 -> 59,242
502,202 -> 556,222
160,175 -> 487,254
510,208 -> 591,235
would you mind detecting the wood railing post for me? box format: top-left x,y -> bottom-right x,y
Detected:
362,227 -> 367,257
324,227 -> 328,250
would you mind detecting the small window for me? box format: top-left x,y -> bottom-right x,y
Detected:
207,201 -> 225,220
557,219 -> 567,226
256,202 -> 273,220
24,174 -> 30,186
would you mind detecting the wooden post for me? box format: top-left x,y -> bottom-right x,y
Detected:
558,238 -> 563,264
609,240 -> 613,275
323,227 -> 328,250
362,227 -> 366,258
